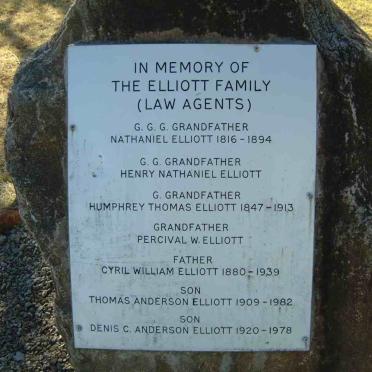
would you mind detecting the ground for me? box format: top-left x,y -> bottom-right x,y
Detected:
0,227 -> 74,371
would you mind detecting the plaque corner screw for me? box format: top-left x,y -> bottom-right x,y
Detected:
306,192 -> 314,200
254,45 -> 260,52
70,124 -> 76,131
302,336 -> 309,347
76,324 -> 83,332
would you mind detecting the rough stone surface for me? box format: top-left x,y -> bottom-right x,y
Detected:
5,0 -> 372,371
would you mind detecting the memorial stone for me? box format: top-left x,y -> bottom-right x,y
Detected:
6,1 -> 372,371
67,43 -> 317,352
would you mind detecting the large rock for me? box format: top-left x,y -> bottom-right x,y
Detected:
6,0 -> 372,370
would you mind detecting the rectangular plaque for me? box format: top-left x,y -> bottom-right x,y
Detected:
67,44 -> 317,351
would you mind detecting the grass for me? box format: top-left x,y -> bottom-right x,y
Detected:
0,0 -> 72,208
0,0 -> 370,208
334,0 -> 372,36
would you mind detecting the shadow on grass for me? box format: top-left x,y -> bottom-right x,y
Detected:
0,20 -> 34,58
38,0 -> 73,12
0,0 -> 72,58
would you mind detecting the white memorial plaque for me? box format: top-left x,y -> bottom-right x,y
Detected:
67,44 -> 317,351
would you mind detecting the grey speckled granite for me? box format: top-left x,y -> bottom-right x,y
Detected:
6,1 -> 372,371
